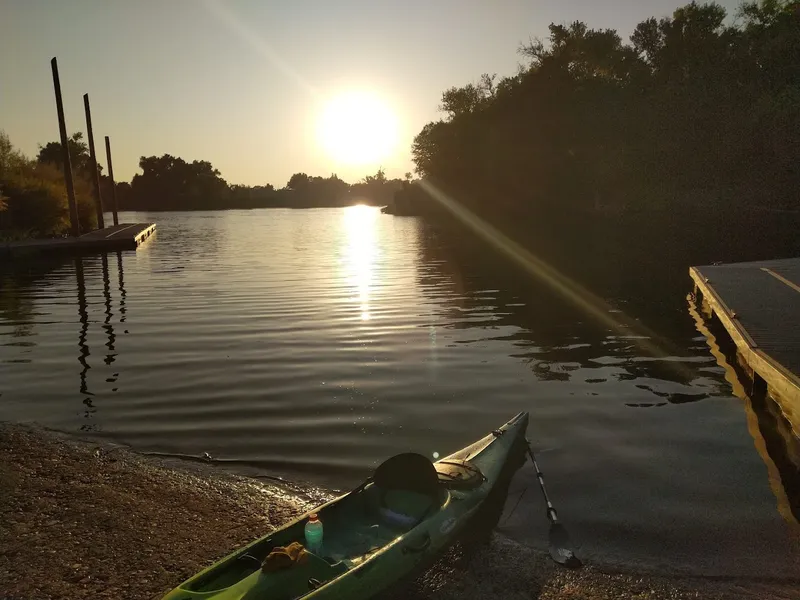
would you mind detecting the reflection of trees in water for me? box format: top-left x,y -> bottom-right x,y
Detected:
0,277 -> 36,341
121,211 -> 225,268
420,209 -> 800,327
414,220 -> 717,402
689,292 -> 800,527
174,212 -> 225,258
0,258 -> 72,341
0,253 -> 127,431
76,253 -> 125,431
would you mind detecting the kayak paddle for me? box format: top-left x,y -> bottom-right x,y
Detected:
526,442 -> 582,568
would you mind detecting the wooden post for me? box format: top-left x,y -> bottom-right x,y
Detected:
83,94 -> 105,230
51,57 -> 80,236
104,136 -> 119,226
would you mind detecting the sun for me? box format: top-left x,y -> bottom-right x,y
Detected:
318,90 -> 398,166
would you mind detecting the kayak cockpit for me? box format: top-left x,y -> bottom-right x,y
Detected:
178,477 -> 449,598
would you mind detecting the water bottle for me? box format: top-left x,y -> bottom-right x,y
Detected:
304,513 -> 323,554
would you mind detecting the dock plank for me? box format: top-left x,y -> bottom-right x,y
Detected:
690,257 -> 800,427
2,222 -> 155,257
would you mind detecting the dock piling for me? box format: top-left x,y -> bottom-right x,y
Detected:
50,57 -> 80,237
83,94 -> 105,230
104,136 -> 119,226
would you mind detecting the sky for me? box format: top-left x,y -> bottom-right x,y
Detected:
1,0 -> 744,187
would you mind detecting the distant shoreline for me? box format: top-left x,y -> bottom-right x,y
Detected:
115,203 -> 388,212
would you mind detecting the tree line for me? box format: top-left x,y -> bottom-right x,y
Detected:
0,129 -> 409,237
0,131 -> 99,239
122,160 -> 406,211
405,0 -> 799,219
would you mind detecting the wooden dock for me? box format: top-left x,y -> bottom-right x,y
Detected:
690,258 -> 800,432
2,223 -> 155,258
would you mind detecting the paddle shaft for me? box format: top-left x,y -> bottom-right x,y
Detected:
526,445 -> 559,524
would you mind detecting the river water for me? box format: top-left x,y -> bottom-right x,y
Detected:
1,208 -> 798,577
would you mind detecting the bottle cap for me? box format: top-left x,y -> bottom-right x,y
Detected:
309,513 -> 319,522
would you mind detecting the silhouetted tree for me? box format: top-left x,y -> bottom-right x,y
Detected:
130,154 -> 229,210
350,168 -> 402,205
286,172 -> 311,192
411,0 -> 800,215
1,130 -> 97,237
37,132 -> 99,178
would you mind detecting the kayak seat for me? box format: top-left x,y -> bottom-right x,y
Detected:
379,489 -> 435,529
373,453 -> 443,529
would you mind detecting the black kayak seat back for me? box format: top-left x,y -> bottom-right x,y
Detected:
372,453 -> 443,529
373,452 -> 441,500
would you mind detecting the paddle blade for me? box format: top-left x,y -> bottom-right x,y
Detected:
548,523 -> 582,568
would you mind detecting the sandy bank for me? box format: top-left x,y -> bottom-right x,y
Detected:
0,424 -> 794,599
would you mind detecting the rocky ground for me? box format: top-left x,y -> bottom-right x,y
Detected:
0,423 -> 796,600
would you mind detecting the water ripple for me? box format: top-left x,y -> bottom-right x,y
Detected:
0,208 -> 797,577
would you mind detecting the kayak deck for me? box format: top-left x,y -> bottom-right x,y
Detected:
163,412 -> 528,600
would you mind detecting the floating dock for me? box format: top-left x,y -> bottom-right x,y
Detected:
2,223 -> 155,258
690,258 -> 800,431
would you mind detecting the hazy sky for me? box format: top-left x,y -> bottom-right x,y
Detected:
1,0 -> 743,187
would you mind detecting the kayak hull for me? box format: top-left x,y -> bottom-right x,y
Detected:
162,412 -> 529,600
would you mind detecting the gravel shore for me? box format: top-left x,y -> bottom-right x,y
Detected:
0,423 -> 795,600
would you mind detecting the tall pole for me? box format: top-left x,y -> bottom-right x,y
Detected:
51,57 -> 80,236
83,94 -> 105,230
104,136 -> 119,226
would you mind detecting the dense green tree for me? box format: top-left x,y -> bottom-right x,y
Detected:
410,0 -> 800,216
36,132 -> 99,178
286,173 -> 311,191
350,168 -> 403,206
0,130 -> 97,238
129,154 -> 230,210
118,162 -> 402,211
4,130 -> 406,230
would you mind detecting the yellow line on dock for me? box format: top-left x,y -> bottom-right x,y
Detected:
105,224 -> 140,239
761,268 -> 800,295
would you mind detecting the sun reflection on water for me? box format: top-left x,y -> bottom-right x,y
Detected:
343,205 -> 379,321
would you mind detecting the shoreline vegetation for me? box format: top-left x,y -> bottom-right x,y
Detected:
0,132 -> 99,241
2,423 -> 797,600
1,127 -> 409,240
385,0 -> 799,220
3,1 -> 797,242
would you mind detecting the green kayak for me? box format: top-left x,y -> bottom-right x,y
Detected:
162,412 -> 529,600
